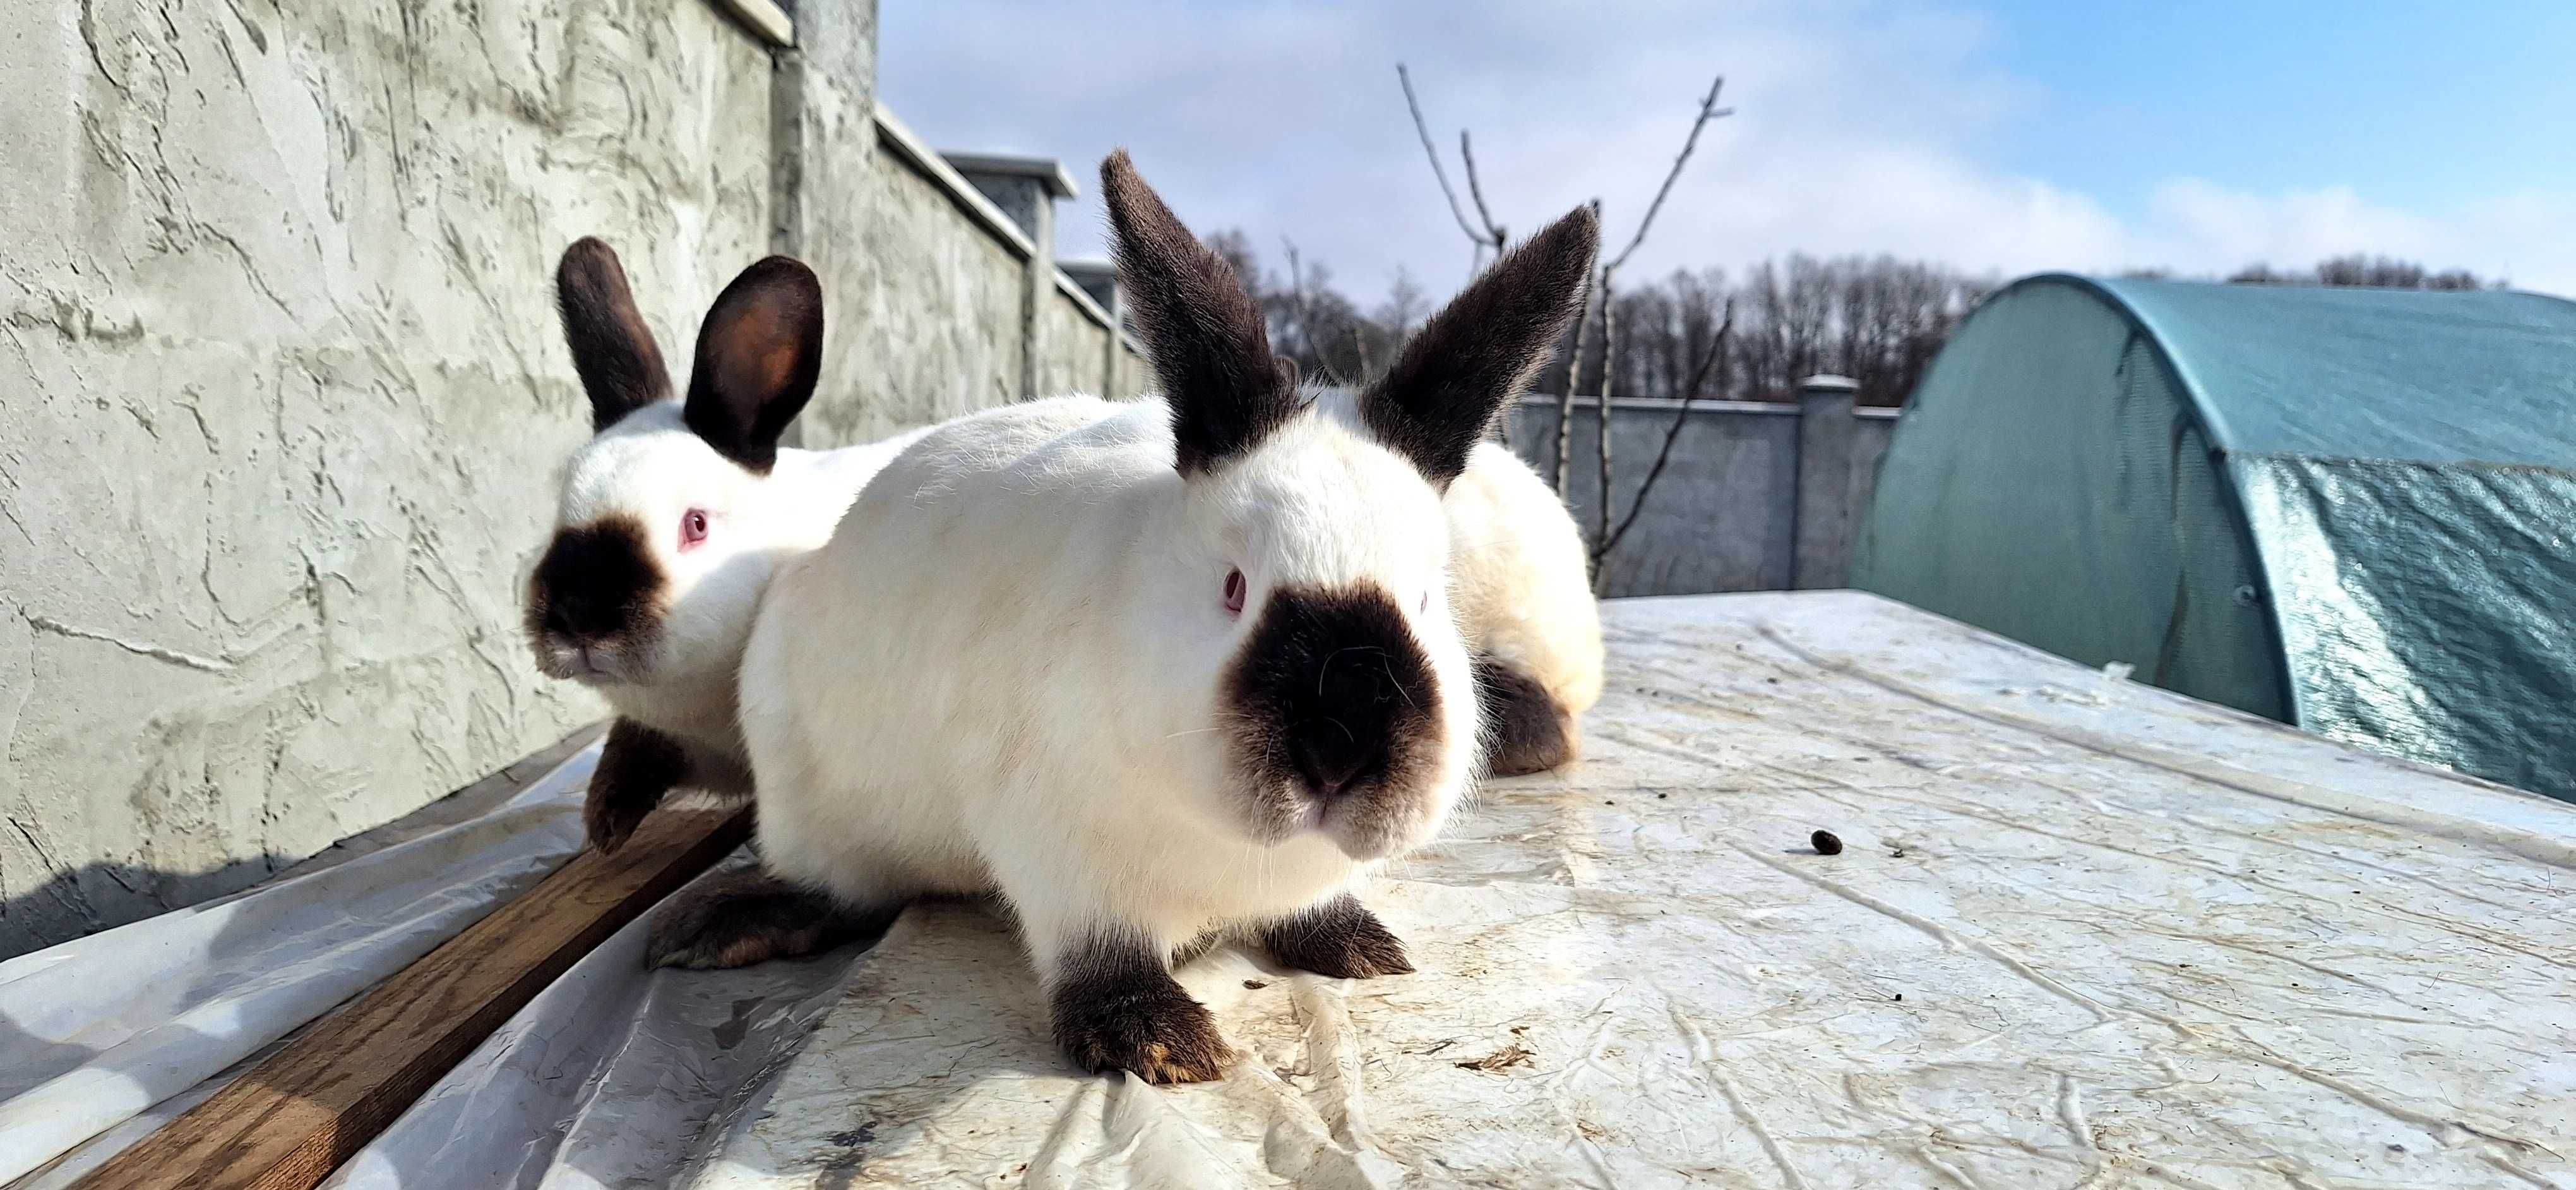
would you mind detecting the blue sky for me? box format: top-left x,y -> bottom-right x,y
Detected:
1983,2 -> 2576,226
880,1 -> 2576,297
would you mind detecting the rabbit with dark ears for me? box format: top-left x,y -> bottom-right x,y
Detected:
654,150 -> 1597,1085
527,239 -> 927,851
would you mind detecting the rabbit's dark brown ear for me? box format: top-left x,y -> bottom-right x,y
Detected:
556,238 -> 674,431
683,256 -> 823,475
1102,150 -> 1299,475
1361,205 -> 1597,488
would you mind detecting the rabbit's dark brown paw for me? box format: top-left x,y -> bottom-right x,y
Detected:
1051,934 -> 1235,1084
645,868 -> 893,970
1474,657 -> 1579,778
1261,893 -> 1415,979
588,718 -> 688,853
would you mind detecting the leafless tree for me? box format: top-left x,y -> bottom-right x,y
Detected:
1399,63 -> 1515,439
1582,75 -> 1732,575
1397,64 -> 1508,270
2231,256 -> 2496,291
1278,238 -> 1331,381
1597,298 -> 1734,563
1390,68 -> 1732,588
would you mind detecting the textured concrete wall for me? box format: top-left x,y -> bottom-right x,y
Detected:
796,128 -> 1023,447
1037,286 -> 1110,397
3,1 -> 1164,958
770,0 -> 889,449
1507,399 -> 1899,598
0,1 -> 780,955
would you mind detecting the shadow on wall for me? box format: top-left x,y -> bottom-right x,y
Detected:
1,726 -> 599,963
1,855 -> 296,963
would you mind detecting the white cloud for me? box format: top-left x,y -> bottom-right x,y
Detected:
877,0 -> 2573,298
2120,182 -> 2575,290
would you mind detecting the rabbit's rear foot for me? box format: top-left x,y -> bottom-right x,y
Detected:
645,868 -> 896,970
1474,656 -> 1580,777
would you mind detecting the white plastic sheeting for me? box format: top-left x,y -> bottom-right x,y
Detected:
316,853 -> 870,1190
9,593 -> 2574,1188
0,745 -> 598,1187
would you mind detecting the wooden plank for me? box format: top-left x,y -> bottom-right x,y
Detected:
73,805 -> 753,1190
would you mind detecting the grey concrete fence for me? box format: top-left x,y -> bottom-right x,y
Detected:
1507,376 -> 1899,598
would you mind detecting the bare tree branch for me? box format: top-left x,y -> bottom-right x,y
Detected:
1459,129 -> 1507,249
1595,298 -> 1734,563
1280,237 -> 1344,386
1551,310 -> 1589,493
1551,200 -> 1602,495
1394,68 -> 1733,519
1397,64 -> 1495,260
1577,74 -> 1729,573
1606,75 -> 1731,273
1593,272 -> 1617,550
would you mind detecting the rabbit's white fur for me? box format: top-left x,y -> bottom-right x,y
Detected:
1448,440 -> 1605,719
538,403 -> 924,783
680,153 -> 1595,1084
740,389 -> 1479,963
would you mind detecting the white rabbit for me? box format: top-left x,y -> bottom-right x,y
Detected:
650,152 -> 1598,1084
525,239 -> 922,851
1448,440 -> 1605,775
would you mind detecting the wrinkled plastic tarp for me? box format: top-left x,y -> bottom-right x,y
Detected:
1857,275 -> 2576,800
0,746 -> 597,1187
9,593 -> 2575,1189
2233,454 -> 2576,801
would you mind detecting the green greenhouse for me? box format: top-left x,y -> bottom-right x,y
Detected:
1854,275 -> 2576,801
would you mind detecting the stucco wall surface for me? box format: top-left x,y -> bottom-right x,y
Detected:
798,127 -> 1022,447
0,0 -> 775,955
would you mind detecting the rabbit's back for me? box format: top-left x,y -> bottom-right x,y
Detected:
1448,442 -> 1605,715
739,395 -> 1206,900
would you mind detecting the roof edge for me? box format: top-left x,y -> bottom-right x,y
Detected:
1988,274 -> 2246,452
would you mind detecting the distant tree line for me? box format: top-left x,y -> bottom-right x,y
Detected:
1200,237 -> 2505,409
2138,253 -> 2498,292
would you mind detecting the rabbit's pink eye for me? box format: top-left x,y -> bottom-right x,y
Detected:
680,508 -> 710,550
1222,568 -> 1246,616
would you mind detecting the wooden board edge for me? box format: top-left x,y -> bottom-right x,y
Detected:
75,805 -> 753,1190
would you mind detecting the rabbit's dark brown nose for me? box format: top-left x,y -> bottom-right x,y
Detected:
1291,720 -> 1386,799
1289,654 -> 1395,798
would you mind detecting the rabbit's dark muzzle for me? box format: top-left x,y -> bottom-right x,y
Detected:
525,513 -> 665,680
1223,583 -> 1447,855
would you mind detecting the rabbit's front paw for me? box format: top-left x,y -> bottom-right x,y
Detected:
1051,937 -> 1234,1084
588,718 -> 687,853
1261,893 -> 1415,979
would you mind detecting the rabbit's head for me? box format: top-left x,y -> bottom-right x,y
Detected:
1104,152 -> 1597,862
525,239 -> 824,689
